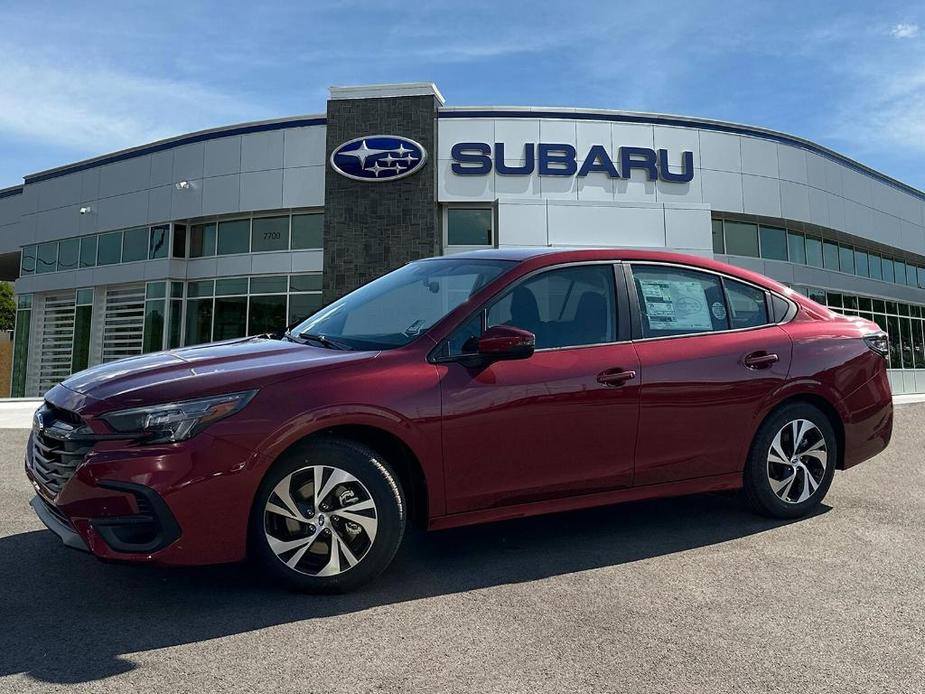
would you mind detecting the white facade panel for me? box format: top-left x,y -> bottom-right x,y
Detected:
284,126 -> 327,168
699,169 -> 743,213
780,180 -> 811,223
202,174 -> 242,216
241,130 -> 285,173
240,170 -> 283,211
497,200 -> 548,246
171,143 -> 205,183
664,206 -> 712,252
698,131 -> 741,172
777,145 -> 807,184
740,137 -> 779,178
99,157 -> 152,199
204,136 -> 242,178
546,202 -> 664,247
282,166 -> 325,208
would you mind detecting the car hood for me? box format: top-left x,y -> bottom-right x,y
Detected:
59,337 -> 377,410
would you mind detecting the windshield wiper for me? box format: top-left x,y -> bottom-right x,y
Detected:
291,331 -> 348,350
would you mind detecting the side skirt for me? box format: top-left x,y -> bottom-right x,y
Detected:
427,473 -> 742,531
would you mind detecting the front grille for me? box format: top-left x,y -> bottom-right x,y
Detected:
30,403 -> 94,496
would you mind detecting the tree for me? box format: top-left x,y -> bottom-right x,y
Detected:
0,282 -> 15,331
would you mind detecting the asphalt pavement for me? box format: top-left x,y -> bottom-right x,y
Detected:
0,406 -> 923,693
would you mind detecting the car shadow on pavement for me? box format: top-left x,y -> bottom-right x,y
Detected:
0,492 -> 829,684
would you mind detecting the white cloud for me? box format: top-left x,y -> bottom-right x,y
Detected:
890,23 -> 920,39
0,49 -> 271,162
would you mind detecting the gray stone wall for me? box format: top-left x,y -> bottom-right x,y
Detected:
322,95 -> 441,302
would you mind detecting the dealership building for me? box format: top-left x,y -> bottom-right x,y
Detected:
2,81 -> 925,397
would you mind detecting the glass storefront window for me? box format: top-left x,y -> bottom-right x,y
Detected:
20,246 -> 36,275
172,224 -> 187,258
723,221 -> 759,257
251,216 -> 289,252
167,300 -> 183,349
217,219 -> 250,255
838,245 -> 855,274
805,237 -> 823,267
36,242 -> 57,274
882,257 -> 895,283
146,282 -> 166,300
190,223 -> 216,257
149,225 -> 170,259
250,275 -> 288,294
187,280 -> 214,298
447,208 -> 493,246
248,295 -> 286,334
711,220 -> 724,254
11,307 -> 31,397
289,293 -> 323,324
215,277 -> 249,295
919,267 -> 925,290
97,232 -> 122,265
854,250 -> 869,277
122,227 -> 148,262
80,236 -> 98,268
292,213 -> 323,249
57,238 -> 79,271
895,260 -> 908,285
914,319 -> 925,368
289,274 -> 323,292
143,300 -> 166,353
759,226 -> 787,261
184,298 -> 213,346
823,241 -> 839,270
787,232 -> 805,265
907,264 -> 918,287
869,253 -> 882,280
214,297 -> 248,340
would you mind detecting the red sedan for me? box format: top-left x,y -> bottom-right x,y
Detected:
26,248 -> 893,592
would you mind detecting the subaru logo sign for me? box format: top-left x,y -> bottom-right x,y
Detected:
330,135 -> 427,182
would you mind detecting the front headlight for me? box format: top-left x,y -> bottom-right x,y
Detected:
101,391 -> 257,443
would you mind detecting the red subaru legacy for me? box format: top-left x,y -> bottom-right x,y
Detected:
25,248 -> 893,592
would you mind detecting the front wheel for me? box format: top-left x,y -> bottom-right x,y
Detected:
743,403 -> 837,519
250,438 -> 405,593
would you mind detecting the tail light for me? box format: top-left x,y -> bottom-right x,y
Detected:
864,332 -> 889,358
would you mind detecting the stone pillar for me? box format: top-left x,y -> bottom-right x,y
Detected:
322,83 -> 444,302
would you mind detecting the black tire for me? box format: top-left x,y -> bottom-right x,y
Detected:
742,402 -> 837,519
250,437 -> 405,593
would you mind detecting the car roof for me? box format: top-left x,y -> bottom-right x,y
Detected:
436,247 -> 791,294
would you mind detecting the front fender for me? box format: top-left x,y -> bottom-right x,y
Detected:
240,403 -> 444,516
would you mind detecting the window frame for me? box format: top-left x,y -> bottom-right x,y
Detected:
624,261 -> 794,342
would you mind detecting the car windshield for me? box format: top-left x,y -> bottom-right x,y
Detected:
290,258 -> 513,350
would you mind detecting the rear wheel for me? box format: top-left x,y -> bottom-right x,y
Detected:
743,403 -> 837,519
250,438 -> 405,593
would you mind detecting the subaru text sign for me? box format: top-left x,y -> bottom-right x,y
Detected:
450,142 -> 694,182
330,135 -> 428,182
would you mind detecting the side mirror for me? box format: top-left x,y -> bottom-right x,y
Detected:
477,325 -> 535,362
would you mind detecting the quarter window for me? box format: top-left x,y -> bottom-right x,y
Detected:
632,265 -> 729,338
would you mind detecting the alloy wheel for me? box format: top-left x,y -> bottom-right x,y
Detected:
766,419 -> 828,504
263,465 -> 379,576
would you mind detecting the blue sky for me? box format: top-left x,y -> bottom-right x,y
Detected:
1,0 -> 923,189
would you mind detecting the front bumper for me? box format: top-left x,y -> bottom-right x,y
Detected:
30,495 -> 89,552
25,428 -> 259,566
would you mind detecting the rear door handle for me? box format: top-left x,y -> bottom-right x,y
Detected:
597,369 -> 637,386
743,351 -> 779,369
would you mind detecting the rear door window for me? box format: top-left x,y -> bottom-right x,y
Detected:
631,265 -> 729,338
724,279 -> 770,329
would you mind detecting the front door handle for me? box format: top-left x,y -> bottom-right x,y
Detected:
597,369 -> 637,386
743,351 -> 779,369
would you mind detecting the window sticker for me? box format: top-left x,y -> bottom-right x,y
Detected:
711,301 -> 727,321
639,279 -> 712,331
